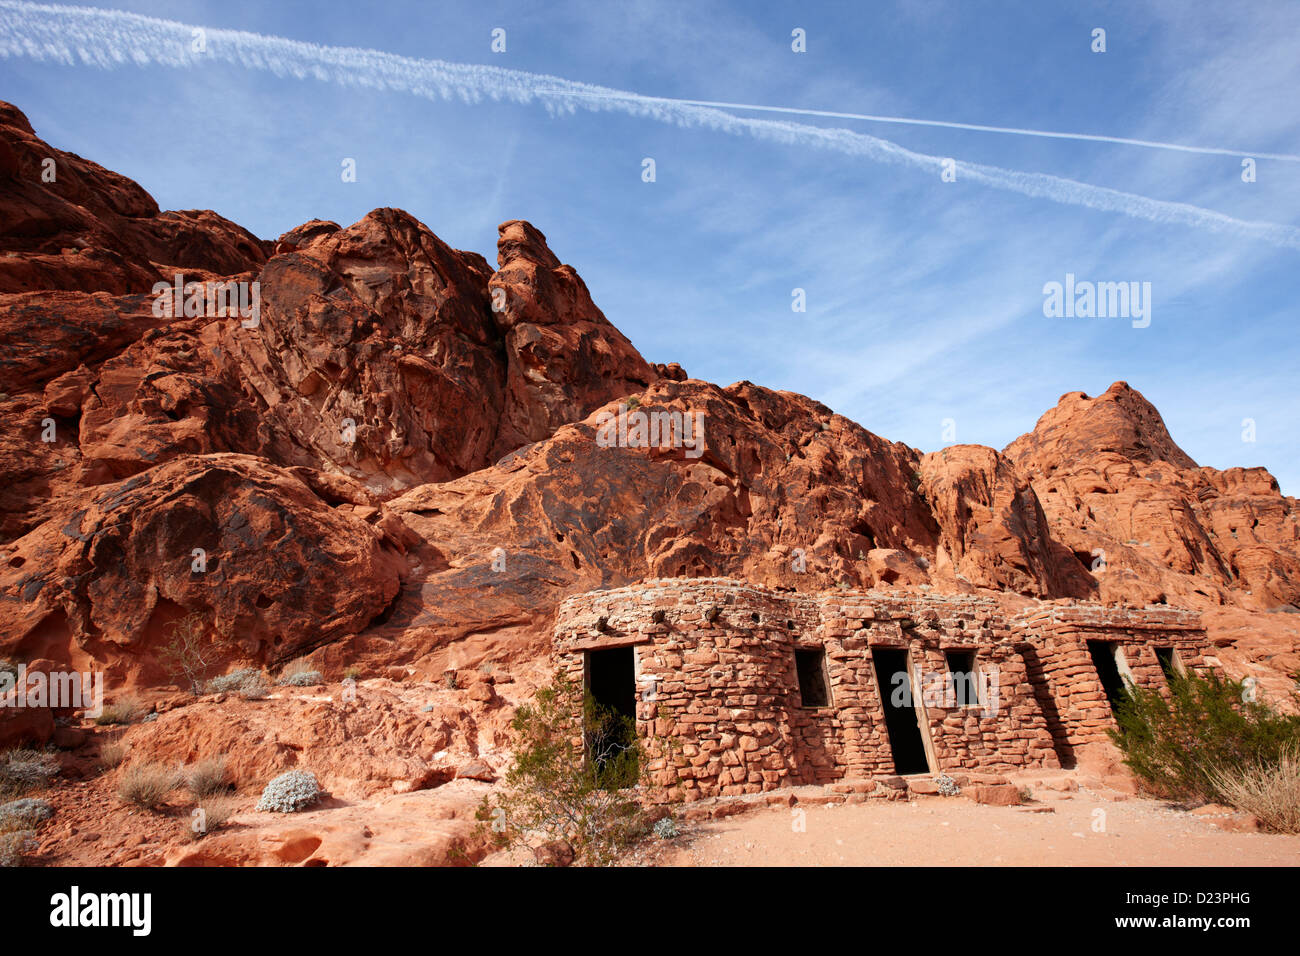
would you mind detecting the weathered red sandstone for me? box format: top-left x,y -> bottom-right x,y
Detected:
0,102 -> 267,295
2,454 -> 409,686
0,99 -> 1296,794
1005,383 -> 1300,614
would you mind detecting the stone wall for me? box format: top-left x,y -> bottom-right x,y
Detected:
553,578 -> 1210,801
1010,604 -> 1210,763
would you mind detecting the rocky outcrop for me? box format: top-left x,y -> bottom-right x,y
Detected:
0,99 -> 1296,722
0,454 -> 409,684
0,102 -> 267,294
487,219 -> 655,457
919,444 -> 1095,599
215,207 -> 505,493
1005,382 -> 1197,472
371,380 -> 1097,678
1004,382 -> 1300,613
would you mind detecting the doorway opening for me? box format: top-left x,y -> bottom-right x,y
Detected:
584,646 -> 638,785
1086,640 -> 1130,715
1154,646 -> 1183,683
872,647 -> 931,774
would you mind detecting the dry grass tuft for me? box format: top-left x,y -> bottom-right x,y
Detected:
99,737 -> 129,770
1207,746 -> 1300,834
187,795 -> 238,840
116,762 -> 181,811
186,755 -> 231,799
95,693 -> 148,726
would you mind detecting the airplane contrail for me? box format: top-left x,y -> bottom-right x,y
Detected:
537,89 -> 1300,164
2,0 -> 1298,252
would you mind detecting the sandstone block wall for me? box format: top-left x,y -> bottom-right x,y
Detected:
1010,604 -> 1210,760
554,578 -> 1210,801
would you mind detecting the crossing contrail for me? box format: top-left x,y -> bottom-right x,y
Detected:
537,89 -> 1300,164
2,0 -> 1298,252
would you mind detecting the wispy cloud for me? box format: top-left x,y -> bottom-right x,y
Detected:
3,0 -> 1299,252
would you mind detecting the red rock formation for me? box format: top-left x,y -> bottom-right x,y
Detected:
918,444 -> 1094,599
370,380 -> 1099,680
0,102 -> 268,294
1005,382 -> 1197,471
487,219 -> 655,457
0,99 -> 1296,741
1004,382 -> 1300,613
215,207 -> 505,492
0,454 -> 409,686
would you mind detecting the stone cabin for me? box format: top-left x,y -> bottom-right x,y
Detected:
553,578 -> 1212,801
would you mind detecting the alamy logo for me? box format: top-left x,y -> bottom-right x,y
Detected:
594,404 -> 705,459
49,886 -> 151,936
1042,273 -> 1151,328
0,665 -> 102,719
152,273 -> 261,327
889,666 -> 1000,716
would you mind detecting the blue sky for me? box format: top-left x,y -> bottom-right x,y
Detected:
2,0 -> 1297,492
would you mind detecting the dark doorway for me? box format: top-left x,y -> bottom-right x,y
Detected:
1087,640 -> 1129,715
872,647 -> 930,774
585,647 -> 637,782
587,646 -> 635,721
1154,646 -> 1180,682
795,648 -> 830,707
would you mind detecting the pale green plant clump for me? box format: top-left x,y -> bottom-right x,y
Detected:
256,770 -> 321,813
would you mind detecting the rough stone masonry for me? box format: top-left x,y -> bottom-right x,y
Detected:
554,579 -> 1212,802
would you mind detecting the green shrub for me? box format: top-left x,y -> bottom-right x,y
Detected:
1109,670 -> 1300,803
476,672 -> 646,866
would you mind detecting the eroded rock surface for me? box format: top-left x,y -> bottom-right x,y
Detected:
0,100 -> 1295,725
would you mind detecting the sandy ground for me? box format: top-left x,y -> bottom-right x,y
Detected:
635,794 -> 1300,867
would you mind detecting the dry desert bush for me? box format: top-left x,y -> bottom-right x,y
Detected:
159,612 -> 233,695
0,748 -> 59,799
204,668 -> 270,699
187,795 -> 237,840
116,762 -> 181,811
277,658 -> 324,687
186,755 -> 231,799
99,737 -> 129,769
95,692 -> 148,726
1207,746 -> 1300,834
0,830 -> 35,867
